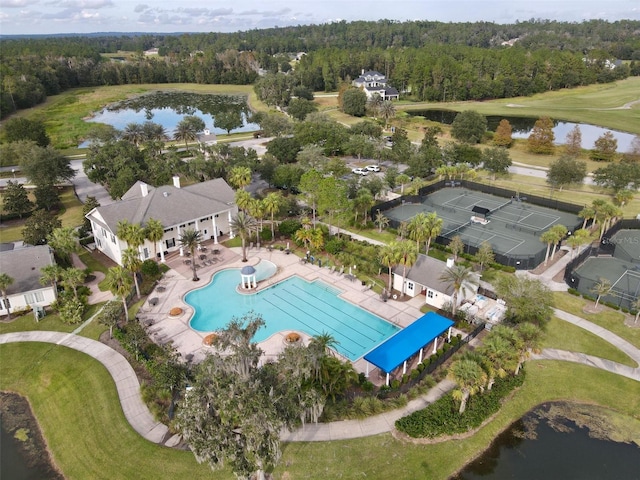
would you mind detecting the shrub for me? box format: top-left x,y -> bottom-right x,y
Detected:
279,219 -> 302,237
141,259 -> 160,277
390,379 -> 401,389
568,288 -> 580,296
325,237 -> 346,255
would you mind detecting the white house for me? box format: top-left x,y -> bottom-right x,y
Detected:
392,255 -> 479,310
352,69 -> 400,101
0,245 -> 57,317
86,176 -> 238,266
197,129 -> 217,148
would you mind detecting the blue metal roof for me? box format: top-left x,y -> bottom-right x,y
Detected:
364,312 -> 454,373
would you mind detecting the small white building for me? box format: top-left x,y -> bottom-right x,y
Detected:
85,176 -> 237,266
0,245 -> 57,317
392,255 -> 479,310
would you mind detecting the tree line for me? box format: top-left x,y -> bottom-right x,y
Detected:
3,19 -> 640,117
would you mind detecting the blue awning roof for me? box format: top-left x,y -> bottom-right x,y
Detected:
364,312 -> 454,373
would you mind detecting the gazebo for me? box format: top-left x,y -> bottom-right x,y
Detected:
240,265 -> 257,289
364,312 -> 454,386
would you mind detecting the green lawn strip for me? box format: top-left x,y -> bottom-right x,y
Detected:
553,292 -> 640,349
0,343 -> 220,480
0,303 -> 104,336
542,315 -> 637,367
2,341 -> 638,479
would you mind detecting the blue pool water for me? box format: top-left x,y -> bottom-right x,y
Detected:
186,270 -> 399,361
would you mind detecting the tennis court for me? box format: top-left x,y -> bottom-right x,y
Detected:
572,229 -> 640,310
382,187 -> 582,268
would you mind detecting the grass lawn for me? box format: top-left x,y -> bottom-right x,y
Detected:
400,77 -> 640,135
542,315 -> 637,367
2,343 -> 638,480
0,186 -> 85,243
553,292 -> 640,349
2,84 -> 265,150
0,303 -> 105,340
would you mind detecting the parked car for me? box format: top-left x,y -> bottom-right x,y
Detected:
352,167 -> 369,176
365,165 -> 381,172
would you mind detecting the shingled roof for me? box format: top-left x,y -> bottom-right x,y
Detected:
0,246 -> 55,295
91,178 -> 235,232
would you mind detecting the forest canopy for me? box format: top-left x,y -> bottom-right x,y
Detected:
1,18 -> 639,118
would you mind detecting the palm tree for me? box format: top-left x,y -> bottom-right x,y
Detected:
540,229 -> 556,266
492,324 -> 535,375
475,241 -> 495,271
396,173 -> 411,195
309,332 -> 339,359
424,212 -> 443,255
477,334 -> 516,390
374,210 -> 389,233
294,227 -> 314,251
448,358 -> 487,414
366,93 -> 383,118
397,240 -> 418,298
439,265 -> 478,316
354,188 -> 374,226
379,100 -> 396,129
613,189 -> 634,207
60,267 -> 86,300
578,206 -> 595,230
235,189 -> 253,213
0,273 -> 14,320
229,166 -> 252,191
590,277 -> 612,310
565,228 -> 592,258
47,226 -> 78,266
230,212 -> 257,262
179,229 -> 203,281
40,264 -> 63,290
262,192 -> 283,241
549,224 -> 568,261
408,212 -> 429,252
105,266 -> 133,322
144,218 -> 164,262
117,220 -> 146,256
174,118 -> 198,151
121,248 -> 143,298
378,243 -> 400,293
122,123 -> 144,147
248,198 -> 265,240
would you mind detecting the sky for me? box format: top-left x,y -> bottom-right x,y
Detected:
0,0 -> 638,36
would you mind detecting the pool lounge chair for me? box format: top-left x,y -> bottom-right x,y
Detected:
338,266 -> 344,276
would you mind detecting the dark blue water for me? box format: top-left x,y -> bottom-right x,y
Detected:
453,403 -> 640,480
408,110 -> 635,152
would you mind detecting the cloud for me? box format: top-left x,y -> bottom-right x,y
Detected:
1,0 -> 38,7
134,4 -> 149,13
237,8 -> 292,17
46,0 -> 114,8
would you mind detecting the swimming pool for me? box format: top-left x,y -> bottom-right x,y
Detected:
186,270 -> 399,361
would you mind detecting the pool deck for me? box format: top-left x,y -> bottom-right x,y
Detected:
136,244 -> 428,375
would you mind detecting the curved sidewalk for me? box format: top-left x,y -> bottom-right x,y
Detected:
0,331 -> 180,447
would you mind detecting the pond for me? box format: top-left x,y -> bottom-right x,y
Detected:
81,91 -> 259,146
408,109 -> 636,152
452,402 -> 640,480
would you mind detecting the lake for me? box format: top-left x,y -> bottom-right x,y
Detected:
408,110 -> 636,152
453,402 -> 640,480
81,91 -> 259,146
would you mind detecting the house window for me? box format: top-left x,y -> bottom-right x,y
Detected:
96,238 -> 102,248
1,298 -> 10,310
166,238 -> 175,248
179,224 -> 186,228
143,247 -> 149,259
427,290 -> 434,299
188,221 -> 195,226
111,234 -> 116,243
24,291 -> 45,304
200,217 -> 210,222
101,227 -> 106,237
407,281 -> 414,291
164,227 -> 174,233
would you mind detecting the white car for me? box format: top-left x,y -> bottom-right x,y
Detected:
352,167 -> 369,176
365,165 -> 381,172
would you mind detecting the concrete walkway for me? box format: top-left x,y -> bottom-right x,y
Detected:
0,331 -> 181,447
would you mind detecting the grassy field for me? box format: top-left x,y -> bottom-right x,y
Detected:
400,77 -> 640,135
553,292 -> 640,349
1,342 -> 638,480
2,84 -> 267,151
542,315 -> 637,367
0,186 -> 85,243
